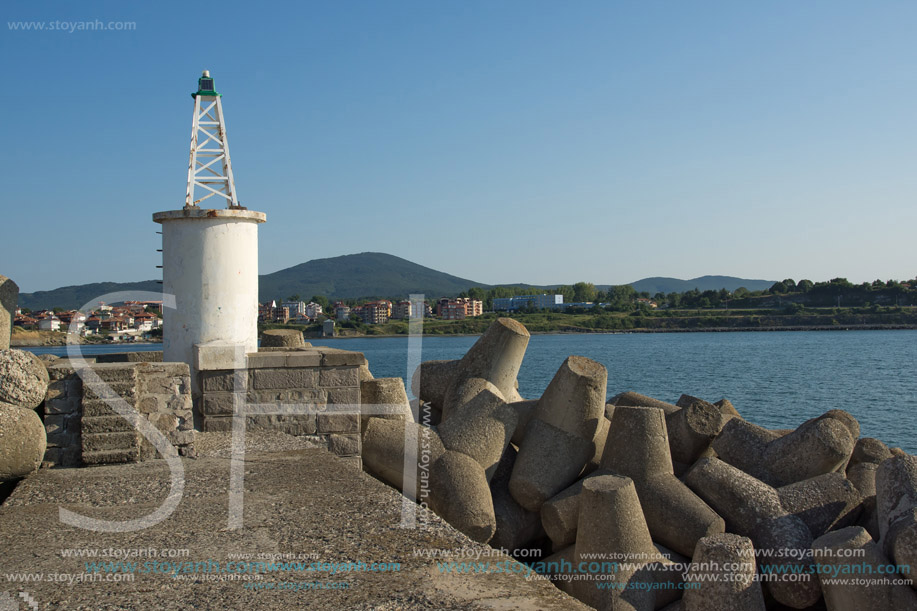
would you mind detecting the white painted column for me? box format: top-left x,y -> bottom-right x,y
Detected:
153,208 -> 266,394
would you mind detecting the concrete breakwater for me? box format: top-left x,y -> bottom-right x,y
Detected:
361,317 -> 917,610
2,272 -> 916,610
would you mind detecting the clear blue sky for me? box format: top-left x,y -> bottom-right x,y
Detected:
2,1 -> 915,293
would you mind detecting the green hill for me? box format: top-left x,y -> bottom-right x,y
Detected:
258,252 -> 488,301
17,281 -> 164,311
17,253 -> 486,310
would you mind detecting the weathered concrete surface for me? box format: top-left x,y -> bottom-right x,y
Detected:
0,348 -> 49,409
777,473 -> 863,538
438,384 -> 516,482
509,418 -> 594,512
362,417 -> 444,499
488,446 -> 543,552
684,457 -> 821,608
665,400 -> 730,466
0,404 -> 46,481
849,437 -> 892,470
260,329 -> 305,348
813,526 -> 917,610
412,359 -> 460,413
609,391 -> 679,416
0,449 -> 588,610
571,474 -> 660,611
441,318 -> 529,419
681,533 -> 765,611
429,450 -> 497,544
876,454 -> 917,589
601,406 -> 724,558
359,377 -> 412,432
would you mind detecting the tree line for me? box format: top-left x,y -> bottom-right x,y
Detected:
276,276 -> 916,317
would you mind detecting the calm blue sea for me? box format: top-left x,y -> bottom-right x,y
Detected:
25,330 -> 917,454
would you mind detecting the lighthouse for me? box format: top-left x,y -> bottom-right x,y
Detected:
153,71 -> 266,396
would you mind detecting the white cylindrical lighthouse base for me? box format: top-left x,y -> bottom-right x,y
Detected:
153,208 -> 266,394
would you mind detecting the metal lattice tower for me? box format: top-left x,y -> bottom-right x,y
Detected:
184,70 -> 240,208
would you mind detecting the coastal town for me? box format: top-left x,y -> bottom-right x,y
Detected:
11,301 -> 163,341
259,293 -> 661,327
258,295 -> 585,326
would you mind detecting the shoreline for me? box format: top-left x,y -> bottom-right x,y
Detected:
10,335 -> 163,348
14,324 -> 915,347
313,323 -> 917,340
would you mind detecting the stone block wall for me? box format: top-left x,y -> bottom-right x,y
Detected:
81,363 -> 140,465
43,361 -> 194,467
198,347 -> 364,459
135,362 -> 195,460
44,363 -> 83,467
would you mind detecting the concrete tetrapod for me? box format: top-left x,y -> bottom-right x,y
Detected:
437,381 -> 517,482
411,359 -> 459,413
359,377 -> 413,433
681,533 -> 766,611
532,356 -> 607,441
665,400 -> 731,469
600,406 -> 725,558
713,398 -> 741,418
541,469 -> 613,550
585,416 -> 611,475
712,411 -> 858,487
777,473 -> 863,538
428,450 -> 496,544
848,437 -> 892,469
509,356 -> 607,513
711,418 -> 780,481
764,411 -> 857,487
876,454 -> 917,589
571,475 -> 662,611
361,417 -> 444,501
540,544 -> 576,584
489,446 -> 543,553
812,526 -> 917,610
847,462 -> 880,539
609,391 -> 679,416
509,399 -> 538,446
684,457 -> 821,609
546,542 -> 684,609
678,394 -> 741,420
441,318 -> 529,419
510,418 -> 594,512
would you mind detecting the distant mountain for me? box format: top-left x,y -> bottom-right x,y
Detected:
15,258 -> 776,310
258,252 -> 488,301
627,275 -> 775,295
18,281 -> 163,311
17,253 -> 487,310
493,277 -> 775,295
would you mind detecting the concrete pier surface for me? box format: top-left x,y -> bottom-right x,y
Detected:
0,443 -> 585,610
